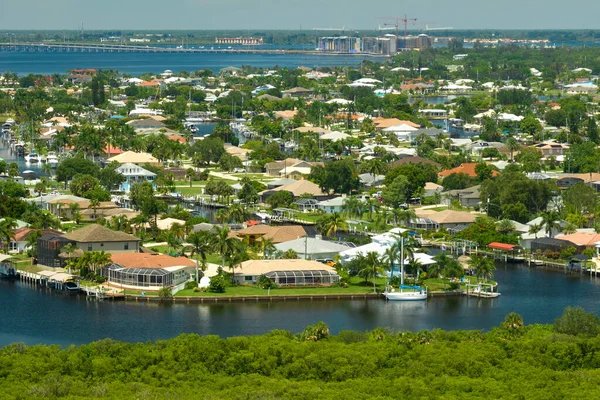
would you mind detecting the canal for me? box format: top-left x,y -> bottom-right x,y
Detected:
2,262 -> 600,347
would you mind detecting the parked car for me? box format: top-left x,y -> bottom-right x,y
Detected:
233,167 -> 246,173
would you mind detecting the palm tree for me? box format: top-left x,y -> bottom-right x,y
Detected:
505,136 -> 520,162
185,231 -> 214,282
260,237 -> 276,259
497,219 -> 515,233
68,202 -> 80,221
468,255 -> 496,282
359,251 -> 384,293
89,198 -> 100,220
228,204 -> 248,224
25,230 -> 42,264
391,208 -> 416,227
366,158 -> 387,181
213,226 -> 238,271
170,223 -> 186,240
321,212 -> 347,238
528,222 -> 543,239
185,168 -> 195,188
215,208 -> 229,224
282,249 -> 298,259
160,231 -> 182,255
541,211 -> 561,238
0,218 -> 17,254
342,196 -> 363,219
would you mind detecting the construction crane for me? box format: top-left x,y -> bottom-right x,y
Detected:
377,15 -> 434,37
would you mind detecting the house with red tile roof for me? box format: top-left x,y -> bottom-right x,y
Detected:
438,163 -> 500,179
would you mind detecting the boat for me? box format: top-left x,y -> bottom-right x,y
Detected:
24,152 -> 40,163
46,153 -> 59,166
0,255 -> 17,280
63,280 -> 81,295
468,283 -> 501,298
384,235 -> 428,301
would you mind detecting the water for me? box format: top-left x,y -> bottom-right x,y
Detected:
2,263 -> 600,347
0,137 -> 44,176
0,52 -> 368,76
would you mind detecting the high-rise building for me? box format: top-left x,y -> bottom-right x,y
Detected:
317,37 -> 361,53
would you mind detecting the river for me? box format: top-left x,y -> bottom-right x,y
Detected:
0,52 -> 368,76
2,263 -> 600,347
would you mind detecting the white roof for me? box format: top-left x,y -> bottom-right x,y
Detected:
274,237 -> 351,255
353,78 -> 382,84
327,98 -> 353,105
382,124 -> 418,132
320,131 -> 350,142
116,163 -> 157,177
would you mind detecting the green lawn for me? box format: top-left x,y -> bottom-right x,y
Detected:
175,187 -> 206,196
175,276 -> 388,297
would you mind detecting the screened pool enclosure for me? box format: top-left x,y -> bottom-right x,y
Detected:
264,270 -> 339,286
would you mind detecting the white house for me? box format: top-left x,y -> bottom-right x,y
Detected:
116,163 -> 157,192
318,196 -> 346,214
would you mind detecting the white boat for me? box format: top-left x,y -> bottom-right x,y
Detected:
469,284 -> 501,298
384,288 -> 428,301
24,152 -> 40,163
384,235 -> 428,302
46,153 -> 59,166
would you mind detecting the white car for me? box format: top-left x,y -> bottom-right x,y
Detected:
233,168 -> 246,173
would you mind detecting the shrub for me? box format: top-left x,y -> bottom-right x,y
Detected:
256,274 -> 277,289
209,275 -> 227,293
554,306 -> 600,337
158,288 -> 173,299
184,281 -> 198,290
301,322 -> 330,342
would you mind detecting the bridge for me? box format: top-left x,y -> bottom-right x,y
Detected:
0,42 -> 387,57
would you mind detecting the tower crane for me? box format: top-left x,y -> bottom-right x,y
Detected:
377,15 -> 434,37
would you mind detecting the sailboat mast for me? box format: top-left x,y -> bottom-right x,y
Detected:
400,236 -> 405,286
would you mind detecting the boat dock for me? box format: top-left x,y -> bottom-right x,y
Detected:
18,270 -> 80,292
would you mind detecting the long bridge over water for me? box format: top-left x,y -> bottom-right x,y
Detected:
0,42 -> 387,57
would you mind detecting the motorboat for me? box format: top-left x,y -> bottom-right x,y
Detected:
468,284 -> 501,298
24,152 -> 40,163
0,255 -> 17,280
63,281 -> 81,295
46,153 -> 59,166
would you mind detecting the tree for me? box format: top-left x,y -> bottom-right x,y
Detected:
475,162 -> 494,182
185,168 -> 196,188
505,137 -> 520,162
265,191 -> 293,209
359,251 -> 384,293
259,237 -> 276,259
515,147 -> 542,172
554,306 -> 600,337
381,175 -> 409,207
541,211 -> 561,238
308,159 -> 360,195
55,157 -> 99,186
502,312 -> 524,334
213,226 -> 238,271
519,115 -> 542,136
0,218 -> 17,254
208,274 -> 227,293
98,162 -> 125,192
441,173 -> 475,191
565,142 -> 600,173
342,196 -> 364,219
468,255 -> 496,282
317,212 -> 347,238
282,249 -> 298,259
185,231 -> 214,281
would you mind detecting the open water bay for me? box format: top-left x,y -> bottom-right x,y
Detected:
2,263 -> 600,347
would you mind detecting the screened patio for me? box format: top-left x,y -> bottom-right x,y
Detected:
265,270 -> 339,287
103,264 -> 179,288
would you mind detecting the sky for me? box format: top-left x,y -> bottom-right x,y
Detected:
1,0 -> 599,31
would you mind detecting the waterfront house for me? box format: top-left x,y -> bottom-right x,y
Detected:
317,196 -> 346,214
3,228 -> 62,254
233,259 -> 339,286
62,224 -> 140,254
102,253 -> 196,292
37,234 -> 71,268
439,163 -> 500,179
555,232 -> 600,250
410,209 -> 479,231
116,162 -> 157,193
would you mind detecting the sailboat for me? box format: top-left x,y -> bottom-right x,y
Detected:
384,235 -> 428,301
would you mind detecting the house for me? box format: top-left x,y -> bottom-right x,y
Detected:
224,145 -> 253,161
424,182 -> 443,198
102,253 -> 196,292
317,196 -> 346,214
266,178 -> 297,189
37,234 -> 71,268
530,237 -> 581,254
234,225 -> 307,245
358,173 -> 385,188
233,259 -> 339,286
265,158 -> 303,176
439,163 -> 500,179
4,228 -> 62,253
126,118 -> 166,132
260,180 -> 330,202
389,156 -> 441,168
555,232 -> 600,250
62,224 -> 140,254
411,209 -> 479,230
282,87 -> 313,98
443,185 -> 481,208
153,218 -> 186,231
531,142 -> 569,161
274,237 -> 353,260
372,118 -> 420,131
116,163 -> 157,192
107,151 -> 160,166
